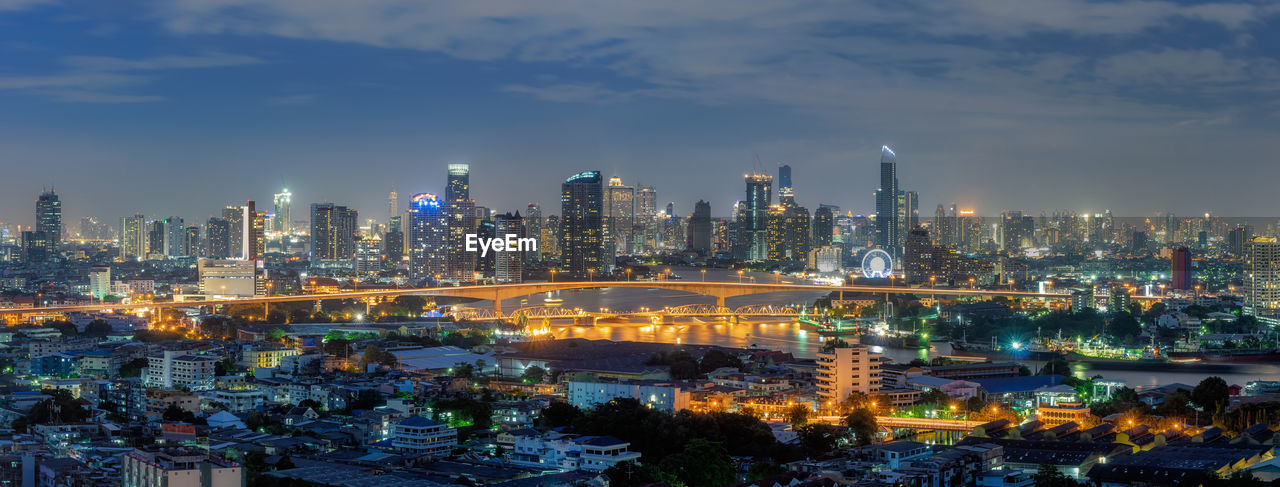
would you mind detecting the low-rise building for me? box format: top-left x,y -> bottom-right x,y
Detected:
389,416 -> 457,457
510,431 -> 641,472
568,379 -> 691,412
121,447 -> 243,487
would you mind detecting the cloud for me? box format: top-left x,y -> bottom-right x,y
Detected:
266,93 -> 315,105
0,0 -> 53,11
42,90 -> 166,103
61,53 -> 263,71
1095,48 -> 1278,87
500,83 -> 631,104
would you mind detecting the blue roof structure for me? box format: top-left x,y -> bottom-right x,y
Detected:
973,374 -> 1064,394
397,416 -> 444,428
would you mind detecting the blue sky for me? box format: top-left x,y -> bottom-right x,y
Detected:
2,0 -> 1280,227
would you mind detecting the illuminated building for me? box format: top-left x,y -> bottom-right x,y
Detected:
1170,246 -> 1192,290
250,207 -> 265,261
687,200 -> 712,255
1244,237 -> 1280,320
604,176 -> 635,254
391,417 -> 458,457
122,447 -> 243,487
204,217 -> 231,259
807,245 -> 842,273
766,204 -> 810,262
1000,210 -> 1034,251
383,215 -> 404,266
637,185 -> 658,251
221,206 -> 243,258
272,188 -> 292,234
812,205 -> 834,248
241,345 -> 301,369
1070,289 -> 1094,313
353,236 -> 382,274
164,217 -> 186,257
525,203 -> 542,263
1109,286 -> 1131,313
183,225 -> 199,257
89,265 -> 110,298
876,145 -> 899,256
309,203 -> 358,263
902,226 -> 935,284
446,163 -> 477,280
409,193 -> 447,280
476,218 -> 496,275
560,171 -> 605,278
35,190 -> 60,254
198,259 -> 257,297
743,172 -> 772,261
817,344 -> 882,403
19,230 -> 50,263
144,351 -> 217,391
568,380 -> 691,412
777,164 -> 795,207
388,189 -> 398,222
120,214 -> 147,261
898,190 -> 918,242
494,212 -> 525,283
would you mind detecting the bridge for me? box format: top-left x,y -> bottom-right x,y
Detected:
0,280 -> 1157,318
445,303 -> 804,323
815,415 -> 983,432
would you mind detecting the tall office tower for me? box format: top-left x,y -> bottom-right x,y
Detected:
205,217 -> 231,258
1244,237 -> 1280,319
897,190 -> 918,241
1130,231 -> 1147,254
89,265 -> 111,298
1001,211 -> 1034,251
876,146 -> 899,257
636,185 -> 658,251
1164,213 -> 1178,244
560,171 -> 605,278
165,217 -> 186,257
388,189 -> 399,222
687,200 -> 712,255
384,215 -> 404,266
251,207 -> 266,261
353,237 -> 382,274
120,214 -> 147,261
812,205 -> 834,248
273,188 -> 292,234
731,201 -> 749,260
408,193 -> 448,280
777,164 -> 795,207
222,206 -> 243,258
147,220 -> 166,258
604,177 -> 635,254
903,226 -> 936,284
542,215 -> 560,261
19,231 -> 50,263
445,163 -> 477,280
475,218 -> 496,275
934,204 -> 951,246
35,190 -> 61,254
183,225 -> 200,257
1227,226 -> 1252,257
744,172 -> 773,261
766,204 -> 810,262
494,212 -> 525,283
310,203 -> 359,262
660,212 -> 685,250
1170,246 -> 1193,290
525,203 -> 542,262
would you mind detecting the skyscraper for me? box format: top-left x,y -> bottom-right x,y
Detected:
812,205 -> 834,249
744,172 -> 773,261
899,190 -> 918,240
35,190 -> 60,256
310,203 -> 359,262
273,188 -> 292,234
409,193 -> 448,280
165,217 -> 186,257
494,212 -> 524,283
222,206 -> 243,259
687,200 -> 712,255
183,225 -> 200,257
525,203 -> 542,263
561,171 -> 605,278
876,146 -> 899,256
777,164 -> 795,207
384,215 -> 404,267
637,185 -> 658,252
205,217 -> 231,259
120,214 -> 147,261
1170,246 -> 1192,290
245,201 -> 264,262
604,177 -> 635,254
766,204 -> 810,262
388,189 -> 399,222
446,163 -> 477,280
1244,237 -> 1280,320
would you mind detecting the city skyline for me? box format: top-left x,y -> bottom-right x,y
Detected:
4,1 -> 1280,224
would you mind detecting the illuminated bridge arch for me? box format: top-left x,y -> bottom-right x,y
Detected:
666,304 -> 732,316
734,304 -> 798,315
450,308 -> 496,321
510,306 -> 589,319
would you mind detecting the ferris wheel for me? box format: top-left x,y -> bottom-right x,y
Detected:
861,249 -> 894,278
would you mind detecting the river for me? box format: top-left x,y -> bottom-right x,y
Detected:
506,267 -> 1280,390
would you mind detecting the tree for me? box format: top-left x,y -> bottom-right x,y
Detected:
698,349 -> 743,373
267,327 -> 288,342
1032,464 -> 1080,487
539,402 -> 583,427
786,403 -> 810,425
1192,376 -> 1229,412
520,365 -> 546,384
657,438 -> 734,487
118,357 -> 149,378
1040,357 -> 1072,376
162,404 -> 197,423
844,409 -> 878,446
795,423 -> 845,456
12,390 -> 90,433
83,320 -> 112,337
323,338 -> 351,358
601,461 -> 676,487
1109,312 -> 1142,341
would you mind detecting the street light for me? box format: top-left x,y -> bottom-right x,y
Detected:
550,269 -> 557,283
701,269 -> 707,282
737,270 -> 744,283
588,269 -> 595,282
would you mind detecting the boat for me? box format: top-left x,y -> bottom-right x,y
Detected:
542,291 -> 563,307
1166,349 -> 1280,363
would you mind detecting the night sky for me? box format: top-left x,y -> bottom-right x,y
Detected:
2,0 -> 1279,226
